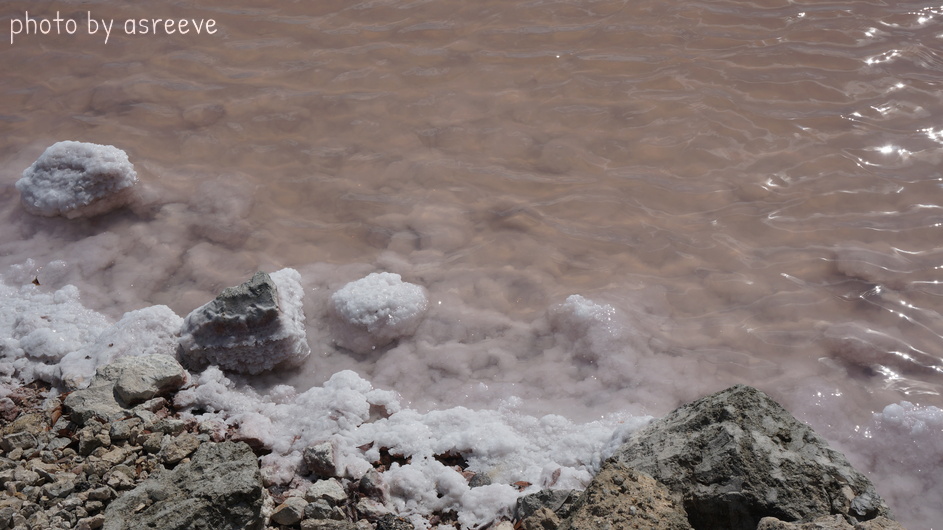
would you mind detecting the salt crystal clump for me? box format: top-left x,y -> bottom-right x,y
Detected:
329,272 -> 428,354
16,141 -> 138,218
178,269 -> 310,374
549,294 -> 626,362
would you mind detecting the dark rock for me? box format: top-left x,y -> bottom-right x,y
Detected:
557,464 -> 691,530
612,385 -> 892,530
375,514 -> 415,530
301,521 -> 360,530
102,441 -> 264,530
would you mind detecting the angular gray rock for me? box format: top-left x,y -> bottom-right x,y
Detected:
558,463 -> 692,530
613,385 -> 892,530
178,269 -> 310,374
102,441 -> 264,530
63,355 -> 187,425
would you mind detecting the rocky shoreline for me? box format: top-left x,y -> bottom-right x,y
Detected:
0,354 -> 906,530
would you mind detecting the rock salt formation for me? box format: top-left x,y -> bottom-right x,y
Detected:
329,272 -> 428,355
101,441 -> 265,530
611,384 -> 892,530
16,141 -> 138,218
178,269 -> 310,374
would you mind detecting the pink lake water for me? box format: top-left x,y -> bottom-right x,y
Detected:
2,1 -> 943,527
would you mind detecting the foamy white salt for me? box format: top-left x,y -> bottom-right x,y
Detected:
15,141 -> 138,219
329,271 -> 429,354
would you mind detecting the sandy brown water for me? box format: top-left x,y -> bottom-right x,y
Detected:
3,1 -> 943,526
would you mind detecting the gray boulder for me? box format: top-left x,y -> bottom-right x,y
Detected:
102,441 -> 264,530
613,385 -> 891,530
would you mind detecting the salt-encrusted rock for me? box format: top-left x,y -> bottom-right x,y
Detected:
756,514 -> 906,530
329,272 -> 428,354
102,441 -> 264,530
613,385 -> 892,529
178,269 -> 310,374
557,464 -> 692,530
64,355 -> 186,424
303,441 -> 342,478
16,141 -> 138,218
271,496 -> 308,525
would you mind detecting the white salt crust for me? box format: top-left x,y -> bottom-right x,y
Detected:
329,272 -> 429,354
16,141 -> 138,218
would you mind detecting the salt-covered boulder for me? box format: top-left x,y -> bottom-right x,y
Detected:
329,272 -> 428,354
16,141 -> 137,218
178,269 -> 310,374
102,441 -> 265,530
612,385 -> 892,529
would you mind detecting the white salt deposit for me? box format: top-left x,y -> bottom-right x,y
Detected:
329,272 -> 429,354
15,141 -> 138,218
174,366 -> 650,529
178,268 -> 310,375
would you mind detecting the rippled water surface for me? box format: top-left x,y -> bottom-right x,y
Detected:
3,1 -> 943,527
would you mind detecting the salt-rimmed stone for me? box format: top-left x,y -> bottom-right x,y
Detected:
178,269 -> 310,374
16,141 -> 137,218
329,272 -> 428,355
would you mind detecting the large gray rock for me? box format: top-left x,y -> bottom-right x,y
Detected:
178,269 -> 310,374
63,355 -> 187,425
102,441 -> 264,530
613,385 -> 892,530
558,463 -> 692,530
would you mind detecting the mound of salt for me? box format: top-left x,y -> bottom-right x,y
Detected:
179,269 -> 310,374
329,272 -> 428,355
16,141 -> 138,218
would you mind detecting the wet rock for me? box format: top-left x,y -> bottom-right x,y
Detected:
613,385 -> 893,530
557,464 -> 692,530
271,496 -> 308,525
102,441 -> 264,530
178,269 -> 310,374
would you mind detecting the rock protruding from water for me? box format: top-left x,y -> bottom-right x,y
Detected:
102,441 -> 264,530
612,384 -> 891,529
63,354 -> 187,425
178,269 -> 310,374
16,140 -> 138,218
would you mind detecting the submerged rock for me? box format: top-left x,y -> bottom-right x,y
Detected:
178,269 -> 310,374
16,140 -> 138,218
329,272 -> 428,355
612,384 -> 892,529
102,441 -> 264,530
